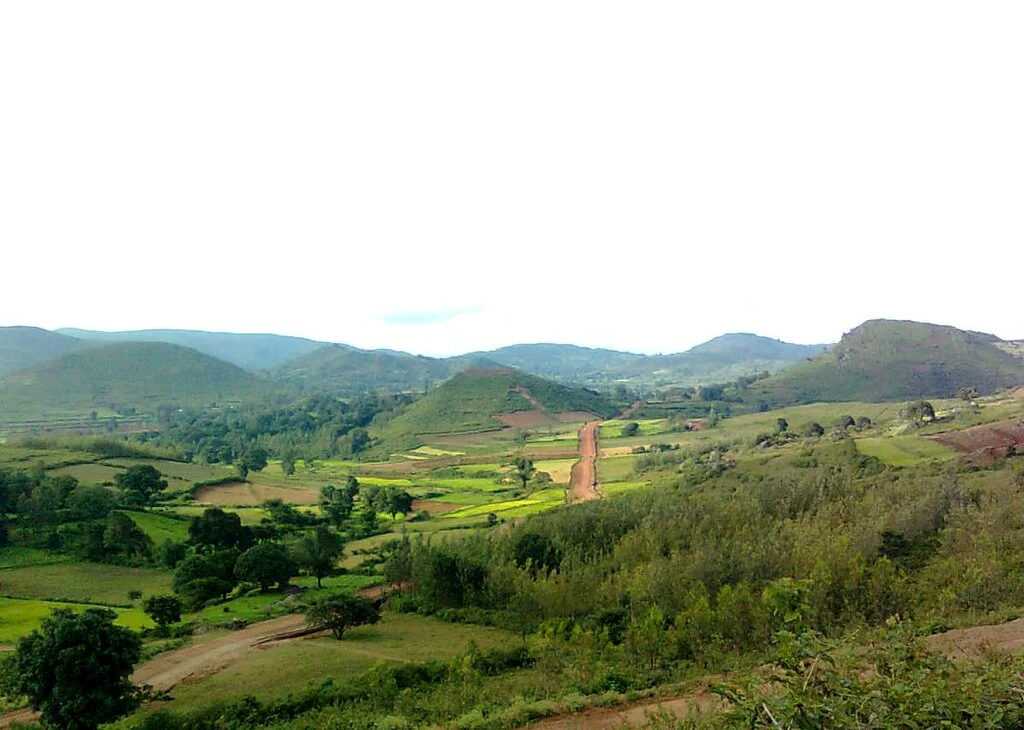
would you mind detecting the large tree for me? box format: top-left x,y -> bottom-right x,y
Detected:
235,542 -> 295,592
4,608 -> 142,730
513,457 -> 535,492
115,464 -> 167,505
304,594 -> 380,639
292,526 -> 345,588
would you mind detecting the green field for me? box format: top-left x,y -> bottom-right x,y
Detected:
0,562 -> 172,606
0,546 -> 72,569
164,612 -> 516,710
855,435 -> 957,466
48,462 -> 125,484
441,488 -> 565,519
0,597 -> 154,644
126,510 -> 191,543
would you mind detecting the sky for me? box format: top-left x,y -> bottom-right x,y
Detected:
1,2 -> 1021,357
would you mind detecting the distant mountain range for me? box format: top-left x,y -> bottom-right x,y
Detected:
2,320 -> 1022,425
25,327 -> 826,395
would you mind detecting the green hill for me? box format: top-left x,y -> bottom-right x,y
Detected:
271,345 -> 471,395
0,342 -> 272,419
0,327 -> 89,375
750,320 -> 1024,404
376,368 -> 619,445
56,328 -> 326,371
473,343 -> 645,381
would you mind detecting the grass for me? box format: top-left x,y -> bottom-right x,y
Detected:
48,462 -> 125,484
0,562 -> 173,606
597,454 -> 641,482
163,612 -> 517,710
126,510 -> 191,543
855,435 -> 958,466
169,506 -> 269,525
532,458 -> 575,484
0,546 -> 73,569
601,480 -> 654,496
441,488 -> 565,519
191,576 -> 382,625
600,418 -> 673,439
0,597 -> 154,644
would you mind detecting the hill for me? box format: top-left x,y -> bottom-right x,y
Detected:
56,328 -> 326,371
472,336 -> 825,389
375,368 -> 619,445
0,327 -> 89,375
472,343 -> 645,381
271,345 -> 470,396
750,320 -> 1024,404
635,334 -> 827,386
0,342 -> 272,419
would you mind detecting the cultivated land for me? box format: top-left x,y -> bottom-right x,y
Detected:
4,320 -> 1024,729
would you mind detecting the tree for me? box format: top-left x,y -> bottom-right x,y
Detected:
775,418 -> 789,433
172,549 -> 240,606
234,542 -> 295,592
304,594 -> 380,639
188,507 -> 252,551
835,415 -> 855,430
622,422 -> 640,437
513,457 -> 535,492
384,487 -> 414,520
5,608 -> 142,730
292,526 -> 345,588
115,465 -> 167,505
958,386 -> 979,402
143,594 -> 183,634
236,447 -> 268,478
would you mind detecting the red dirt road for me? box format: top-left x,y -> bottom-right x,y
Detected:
568,421 -> 601,502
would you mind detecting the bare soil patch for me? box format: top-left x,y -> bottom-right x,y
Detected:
411,499 -> 461,515
525,692 -> 720,729
193,481 -> 319,506
924,617 -> 1024,661
498,410 -> 556,428
927,418 -> 1024,464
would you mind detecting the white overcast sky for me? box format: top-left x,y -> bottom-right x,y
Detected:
1,2 -> 1021,357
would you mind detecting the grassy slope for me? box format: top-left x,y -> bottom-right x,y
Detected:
0,326 -> 89,375
751,320 -> 1024,404
376,369 -> 619,444
0,341 -> 273,419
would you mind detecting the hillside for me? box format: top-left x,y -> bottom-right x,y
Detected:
750,320 -> 1024,404
376,368 -> 619,445
635,333 -> 827,386
271,345 -> 469,395
56,328 -> 326,371
0,342 -> 272,419
0,326 -> 89,375
473,343 -> 645,380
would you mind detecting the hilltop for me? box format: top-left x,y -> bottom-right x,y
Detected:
57,328 -> 326,371
0,341 -> 272,419
750,319 -> 1024,404
375,368 -> 619,446
0,326 -> 89,375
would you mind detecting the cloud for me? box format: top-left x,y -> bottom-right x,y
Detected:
382,307 -> 484,326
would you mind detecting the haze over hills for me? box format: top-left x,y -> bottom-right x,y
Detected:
56,328 -> 328,371
0,326 -> 91,375
750,319 -> 1024,404
0,341 -> 271,420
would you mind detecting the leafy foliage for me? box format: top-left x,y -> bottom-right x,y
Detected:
304,593 -> 380,639
4,608 -> 142,730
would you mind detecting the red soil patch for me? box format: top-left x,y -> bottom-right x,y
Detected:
411,499 -> 461,515
193,481 -> 319,506
568,421 -> 601,503
927,418 -> 1024,464
497,410 -> 557,428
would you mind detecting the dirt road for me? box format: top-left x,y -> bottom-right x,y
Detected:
525,692 -> 720,729
568,421 -> 601,502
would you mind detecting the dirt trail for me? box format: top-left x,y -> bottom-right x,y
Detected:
526,692 -> 720,729
924,617 -> 1024,660
568,421 -> 601,502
